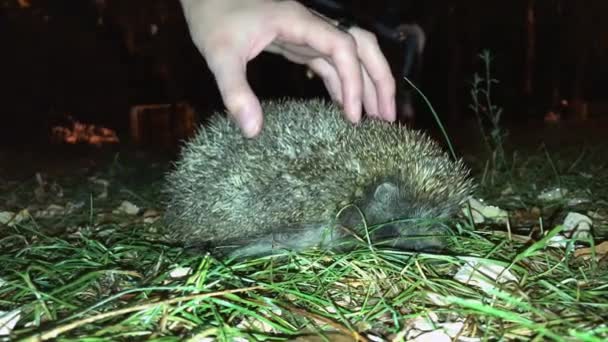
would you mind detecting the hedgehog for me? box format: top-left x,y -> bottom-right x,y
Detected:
164,98 -> 474,258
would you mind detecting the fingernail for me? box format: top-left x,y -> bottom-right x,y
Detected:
347,100 -> 362,124
238,109 -> 262,138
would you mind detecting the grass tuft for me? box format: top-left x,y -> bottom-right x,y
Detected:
1,187 -> 607,341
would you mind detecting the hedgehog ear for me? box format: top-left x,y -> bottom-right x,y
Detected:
373,182 -> 399,204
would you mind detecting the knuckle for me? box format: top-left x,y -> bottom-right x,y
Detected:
272,0 -> 311,28
276,0 -> 307,15
335,33 -> 357,53
353,28 -> 379,45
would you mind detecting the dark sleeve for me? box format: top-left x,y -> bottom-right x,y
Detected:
298,0 -> 346,19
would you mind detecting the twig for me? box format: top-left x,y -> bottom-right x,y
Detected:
20,285 -> 264,342
279,302 -> 369,342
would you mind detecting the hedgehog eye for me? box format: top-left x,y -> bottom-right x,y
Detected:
373,182 -> 399,204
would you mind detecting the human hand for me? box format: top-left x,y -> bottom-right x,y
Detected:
180,0 -> 396,137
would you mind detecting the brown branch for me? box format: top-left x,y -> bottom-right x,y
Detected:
279,302 -> 369,342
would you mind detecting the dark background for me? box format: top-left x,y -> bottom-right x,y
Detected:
1,0 -> 607,145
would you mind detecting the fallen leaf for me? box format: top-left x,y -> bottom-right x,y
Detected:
454,260 -> 519,294
547,212 -> 593,247
562,212 -> 593,239
143,209 -> 159,217
409,330 -> 452,342
426,292 -> 449,306
462,198 -> 508,224
0,309 -> 21,336
509,207 -> 541,227
538,187 -> 568,202
398,312 -> 471,342
567,197 -> 591,206
34,204 -> 65,218
0,209 -> 30,227
574,241 -> 608,260
143,209 -> 160,223
89,177 -> 110,199
292,333 -> 359,342
113,201 -> 140,215
236,316 -> 276,335
169,267 -> 192,279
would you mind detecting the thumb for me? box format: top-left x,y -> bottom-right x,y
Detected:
208,55 -> 263,138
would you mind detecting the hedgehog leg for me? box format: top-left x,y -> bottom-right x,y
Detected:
227,224 -> 340,259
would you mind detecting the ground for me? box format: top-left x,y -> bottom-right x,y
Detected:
0,115 -> 607,341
